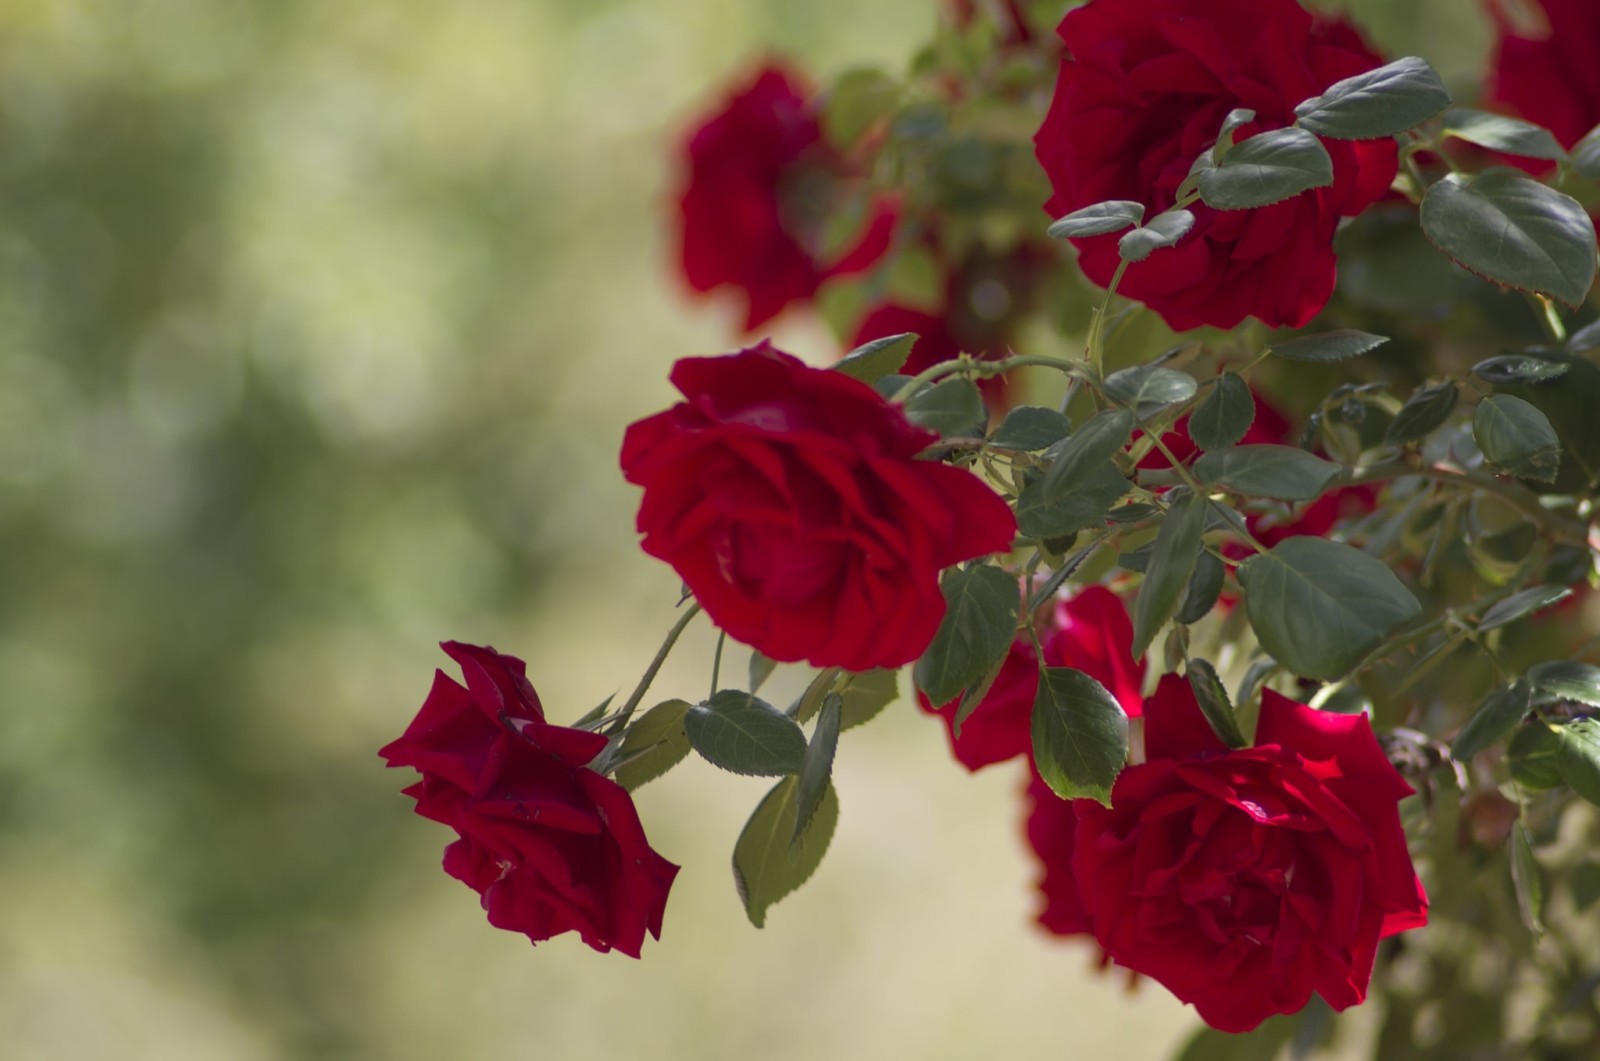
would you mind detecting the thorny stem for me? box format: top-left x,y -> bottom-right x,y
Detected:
606,602 -> 703,735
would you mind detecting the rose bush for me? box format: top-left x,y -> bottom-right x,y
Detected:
379,642 -> 679,958
1033,0 -> 1398,330
620,342 -> 1016,670
1033,674 -> 1428,1032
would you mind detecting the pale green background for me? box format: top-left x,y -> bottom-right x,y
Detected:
0,1 -> 1486,1057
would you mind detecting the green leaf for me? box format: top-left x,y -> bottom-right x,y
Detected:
1194,444 -> 1341,501
1015,462 -> 1129,539
572,693 -> 617,731
789,666 -> 840,725
793,693 -> 841,842
904,377 -> 986,438
1528,660 -> 1600,707
1554,718 -> 1600,806
990,405 -> 1072,451
1420,170 -> 1597,307
1442,108 -> 1566,161
1189,372 -> 1255,451
1511,823 -> 1545,935
1236,656 -> 1279,709
1187,657 -> 1248,749
1293,56 -> 1452,139
1198,127 -> 1334,210
1478,586 -> 1574,631
1118,210 -> 1195,262
1211,107 -> 1257,161
1133,491 -> 1206,657
1104,365 -> 1198,420
1472,355 -> 1570,385
913,565 -> 1020,706
819,66 -> 899,150
613,699 -> 693,791
748,651 -> 777,693
1450,682 -> 1532,762
1236,537 -> 1422,681
1384,381 -> 1459,445
1573,122 -> 1600,182
1573,861 -> 1600,911
1031,666 -> 1129,806
1510,721 -> 1564,791
1474,394 -> 1562,484
1176,550 -> 1226,625
952,648 -> 1010,734
1267,329 -> 1389,363
732,775 -> 838,928
685,690 -> 807,776
1048,199 -> 1145,239
834,332 -> 915,383
1040,407 -> 1134,501
839,668 -> 898,730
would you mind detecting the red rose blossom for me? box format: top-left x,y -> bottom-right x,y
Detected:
674,62 -> 898,332
1036,674 -> 1428,1032
621,342 -> 1016,670
919,584 -> 1146,771
379,642 -> 678,958
1487,0 -> 1600,151
1033,0 -> 1398,330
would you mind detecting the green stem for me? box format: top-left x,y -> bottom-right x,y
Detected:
891,353 -> 1084,403
606,603 -> 703,735
709,630 -> 727,699
1141,427 -> 1269,555
1342,460 -> 1587,543
1086,259 -> 1132,378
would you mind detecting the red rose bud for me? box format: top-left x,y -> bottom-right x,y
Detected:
621,342 -> 1016,670
380,642 -> 678,958
1034,0 -> 1397,330
673,62 -> 898,332
1487,0 -> 1600,150
1045,675 -> 1429,1032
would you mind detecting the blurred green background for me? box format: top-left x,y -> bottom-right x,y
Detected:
0,2 -> 1490,1058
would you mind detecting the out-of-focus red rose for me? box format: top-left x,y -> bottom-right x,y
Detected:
621,342 -> 1016,670
674,62 -> 898,332
1038,674 -> 1428,1032
1487,0 -> 1600,150
380,642 -> 678,958
919,584 -> 1146,770
1033,0 -> 1398,330
945,0 -> 1036,45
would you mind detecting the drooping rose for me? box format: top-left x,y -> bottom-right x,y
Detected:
379,642 -> 679,958
1033,0 -> 1398,330
674,62 -> 898,332
1487,0 -> 1600,150
1043,674 -> 1429,1032
918,584 -> 1145,771
621,342 -> 1016,670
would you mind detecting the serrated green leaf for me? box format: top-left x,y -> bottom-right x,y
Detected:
834,331 -> 915,383
1573,122 -> 1600,182
1211,108 -> 1257,162
1198,127 -> 1333,209
612,698 -> 693,791
1194,444 -> 1341,501
1474,394 -> 1562,483
1040,407 -> 1134,501
952,647 -> 1011,734
1510,721 -> 1564,791
839,668 -> 898,730
1236,656 -> 1279,710
990,405 -> 1072,450
572,692 -> 617,731
1293,56 -> 1452,139
789,666 -> 841,725
1104,364 -> 1198,420
1385,381 -> 1459,445
1479,586 -> 1573,631
1118,210 -> 1195,262
685,690 -> 807,776
1267,329 -> 1389,363
1554,718 -> 1600,806
904,377 -> 986,438
913,565 -> 1019,706
1187,658 -> 1248,749
1176,550 -> 1226,625
1031,666 -> 1129,806
793,694 -> 841,843
1528,660 -> 1600,706
1016,463 -> 1129,539
1450,682 -> 1532,762
1133,492 -> 1206,657
1421,170 -> 1597,307
1189,372 -> 1255,451
732,776 -> 838,928
1442,108 -> 1567,161
1511,822 -> 1544,935
1236,537 -> 1422,681
1472,355 -> 1570,385
1048,199 -> 1145,239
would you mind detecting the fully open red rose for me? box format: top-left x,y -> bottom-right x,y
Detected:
1487,0 -> 1600,151
919,584 -> 1145,771
1044,674 -> 1428,1032
1034,0 -> 1398,330
621,342 -> 1016,670
379,642 -> 678,958
674,62 -> 898,332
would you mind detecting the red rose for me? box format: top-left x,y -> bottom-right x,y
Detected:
1033,0 -> 1398,330
621,342 -> 1016,670
1046,674 -> 1428,1032
919,584 -> 1145,770
674,62 -> 898,332
1487,0 -> 1600,150
379,642 -> 678,958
